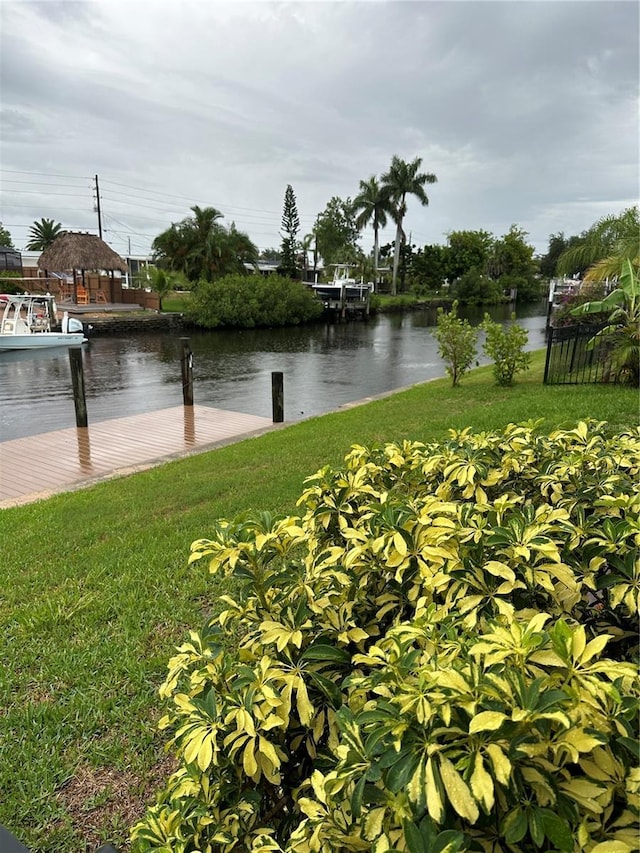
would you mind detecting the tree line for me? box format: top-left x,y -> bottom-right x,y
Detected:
3,176 -> 636,309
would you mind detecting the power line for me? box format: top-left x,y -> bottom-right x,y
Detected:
1,179 -> 93,190
99,189 -> 295,222
98,195 -> 292,232
2,170 -> 317,226
99,176 -> 285,216
102,187 -> 291,225
102,212 -> 155,239
3,223 -> 97,231
0,168 -> 91,180
0,203 -> 95,213
1,189 -> 91,198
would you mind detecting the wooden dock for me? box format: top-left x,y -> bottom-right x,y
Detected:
0,405 -> 274,508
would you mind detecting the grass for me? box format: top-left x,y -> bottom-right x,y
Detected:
160,292 -> 191,313
1,351 -> 638,851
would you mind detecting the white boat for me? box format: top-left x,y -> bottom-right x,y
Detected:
0,293 -> 87,350
311,264 -> 371,302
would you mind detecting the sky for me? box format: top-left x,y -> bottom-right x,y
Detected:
0,0 -> 638,261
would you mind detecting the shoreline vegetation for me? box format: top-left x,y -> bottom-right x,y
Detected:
167,289 -> 517,318
1,351 -> 638,851
50,294 -> 510,342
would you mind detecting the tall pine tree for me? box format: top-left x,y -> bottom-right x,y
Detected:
280,184 -> 300,278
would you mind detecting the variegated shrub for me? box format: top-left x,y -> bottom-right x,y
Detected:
132,421 -> 640,853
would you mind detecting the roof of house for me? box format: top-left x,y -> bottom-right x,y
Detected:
38,232 -> 127,272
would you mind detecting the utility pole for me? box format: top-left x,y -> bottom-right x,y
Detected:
94,174 -> 103,239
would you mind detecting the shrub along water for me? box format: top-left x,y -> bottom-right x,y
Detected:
185,274 -> 323,329
434,300 -> 478,386
481,312 -> 531,386
132,421 -> 639,853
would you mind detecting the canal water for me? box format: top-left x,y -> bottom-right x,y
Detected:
0,303 -> 549,442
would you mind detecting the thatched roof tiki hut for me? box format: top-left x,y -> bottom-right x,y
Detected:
38,232 -> 127,303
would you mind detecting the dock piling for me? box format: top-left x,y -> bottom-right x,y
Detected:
271,371 -> 284,423
180,337 -> 194,406
68,347 -> 88,427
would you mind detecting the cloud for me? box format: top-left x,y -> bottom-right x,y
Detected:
0,0 -> 637,255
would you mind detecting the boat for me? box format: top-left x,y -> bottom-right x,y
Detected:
0,293 -> 87,350
311,264 -> 372,303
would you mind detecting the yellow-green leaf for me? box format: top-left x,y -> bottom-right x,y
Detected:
408,759 -> 425,805
470,752 -> 494,812
484,561 -> 516,581
258,735 -> 281,770
243,741 -> 258,777
560,778 -> 604,799
485,744 -> 511,786
197,734 -> 213,771
469,711 -> 507,733
364,807 -> 386,841
296,677 -> 314,726
590,842 -> 634,853
439,756 -> 479,823
571,625 -> 587,660
580,635 -> 612,663
425,756 -> 444,824
183,731 -> 204,766
562,728 -> 604,753
393,531 -> 408,556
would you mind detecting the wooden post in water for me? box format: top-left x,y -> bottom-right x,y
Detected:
180,337 -> 194,406
68,346 -> 88,427
272,371 -> 284,423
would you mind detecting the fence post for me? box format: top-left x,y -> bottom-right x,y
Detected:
180,337 -> 194,406
543,328 -> 554,384
68,346 -> 88,427
272,371 -> 284,423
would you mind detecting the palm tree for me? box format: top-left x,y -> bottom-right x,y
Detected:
152,206 -> 256,282
571,258 -> 639,386
152,222 -> 194,278
380,156 -> 437,294
299,233 -> 315,281
26,218 -> 65,251
139,266 -> 188,311
557,207 -> 639,282
187,206 -> 225,280
214,222 -> 259,277
352,176 -> 392,285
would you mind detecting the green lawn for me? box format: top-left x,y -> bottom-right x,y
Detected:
1,351 -> 637,851
160,293 -> 190,313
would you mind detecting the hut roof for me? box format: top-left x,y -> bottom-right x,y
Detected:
38,232 -> 127,272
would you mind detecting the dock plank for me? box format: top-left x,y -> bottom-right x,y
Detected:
0,405 -> 274,507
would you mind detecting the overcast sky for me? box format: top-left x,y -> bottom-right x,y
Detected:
1,0 -> 638,260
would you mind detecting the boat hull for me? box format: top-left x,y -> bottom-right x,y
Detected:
312,285 -> 371,300
0,333 -> 87,351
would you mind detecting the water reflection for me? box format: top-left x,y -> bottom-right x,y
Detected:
0,304 -> 549,441
76,428 -> 93,473
184,406 -> 195,445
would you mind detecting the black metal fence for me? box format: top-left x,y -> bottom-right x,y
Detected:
543,323 -> 612,385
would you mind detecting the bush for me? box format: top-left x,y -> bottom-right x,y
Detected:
434,301 -> 478,386
481,313 -> 531,385
186,274 -> 323,329
132,421 -> 640,853
498,273 -> 541,304
453,268 -> 503,305
553,282 -> 608,328
0,274 -> 26,293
